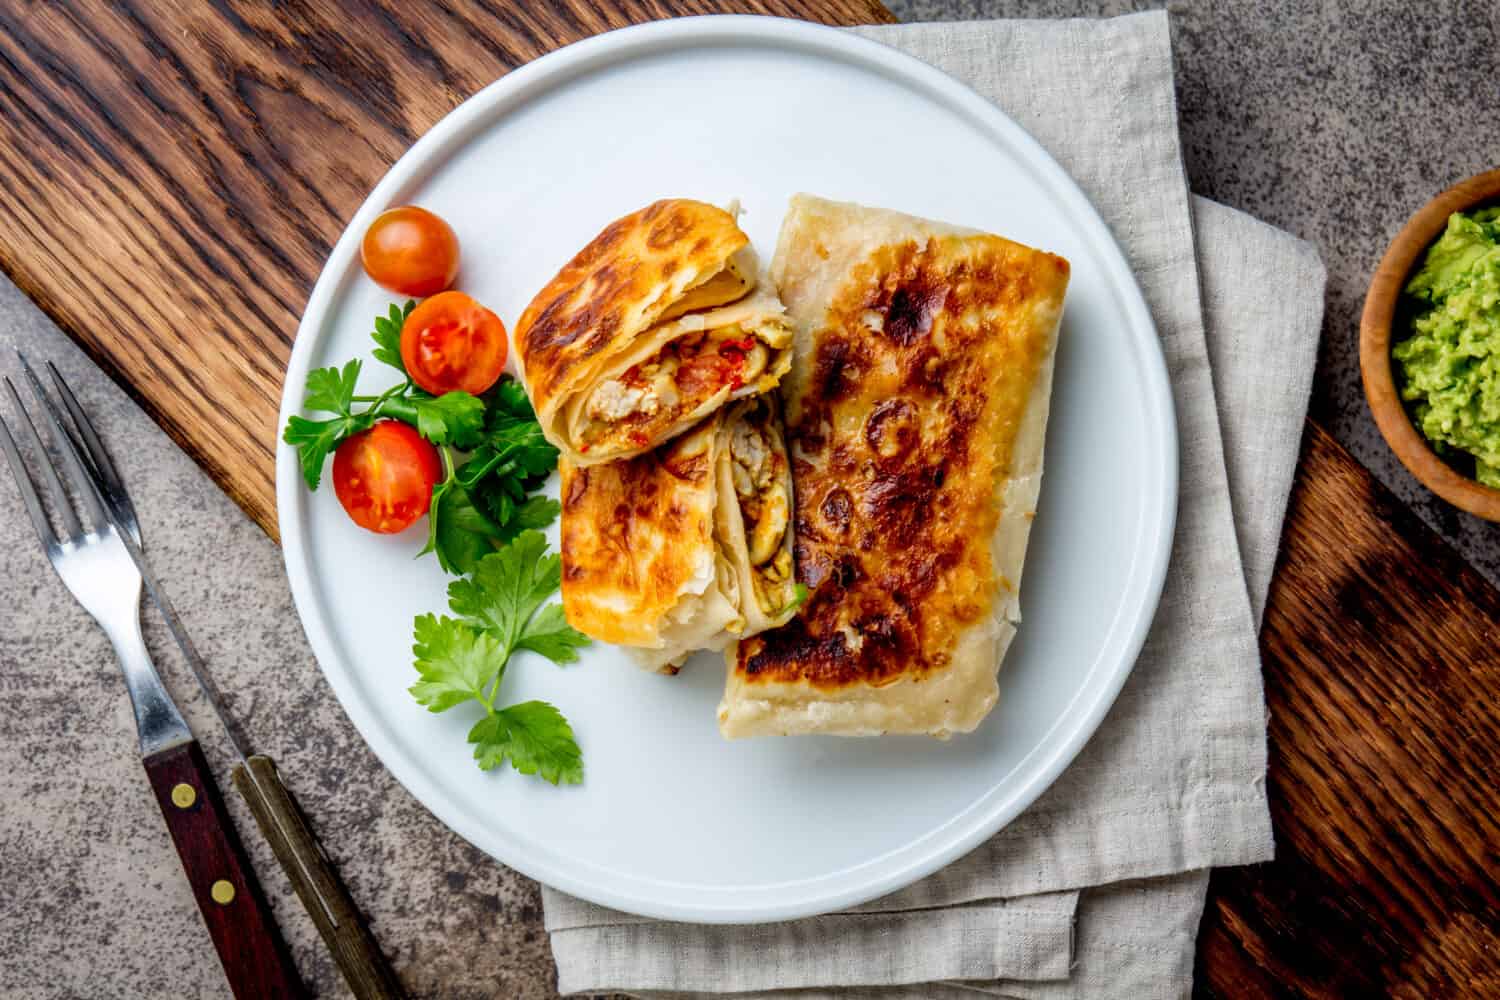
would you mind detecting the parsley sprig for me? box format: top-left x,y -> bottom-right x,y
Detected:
283,301 -> 488,489
286,300 -> 589,784
411,532 -> 587,784
283,302 -> 562,575
422,379 -> 562,575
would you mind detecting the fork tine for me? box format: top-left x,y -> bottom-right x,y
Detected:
17,355 -> 90,473
10,368 -> 109,532
0,413 -> 59,548
45,361 -> 134,506
44,359 -> 141,544
3,377 -> 83,538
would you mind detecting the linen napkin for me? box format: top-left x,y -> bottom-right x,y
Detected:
545,12 -> 1326,997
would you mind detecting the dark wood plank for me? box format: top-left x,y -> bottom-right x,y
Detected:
0,0 -> 893,537
1197,422 -> 1500,998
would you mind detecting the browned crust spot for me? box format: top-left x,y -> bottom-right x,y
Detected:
515,199 -> 749,407
739,235 -> 1067,690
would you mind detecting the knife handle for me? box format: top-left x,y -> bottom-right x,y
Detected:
142,740 -> 306,999
232,754 -> 407,1000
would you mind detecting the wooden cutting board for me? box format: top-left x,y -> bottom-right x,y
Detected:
1199,423 -> 1500,997
1,2 -> 1495,993
1194,425 -> 1500,1000
0,0 -> 892,534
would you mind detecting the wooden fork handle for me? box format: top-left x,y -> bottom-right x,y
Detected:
232,754 -> 407,1000
142,740 -> 306,999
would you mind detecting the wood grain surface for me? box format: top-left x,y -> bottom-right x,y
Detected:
0,0 -> 892,536
1198,422 -> 1500,998
6,1 -> 1500,996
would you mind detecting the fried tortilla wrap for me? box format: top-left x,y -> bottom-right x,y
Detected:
560,401 -> 799,673
719,195 -> 1070,738
517,199 -> 793,466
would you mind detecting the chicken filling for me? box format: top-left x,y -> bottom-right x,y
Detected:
730,404 -> 794,612
581,322 -> 783,450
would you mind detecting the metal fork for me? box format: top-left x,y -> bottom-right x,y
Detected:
39,358 -> 141,543
0,369 -> 305,998
1,372 -> 170,745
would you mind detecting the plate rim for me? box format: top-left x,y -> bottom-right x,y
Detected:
276,14 -> 1178,924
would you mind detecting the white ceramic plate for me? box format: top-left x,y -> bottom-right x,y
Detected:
277,16 -> 1176,924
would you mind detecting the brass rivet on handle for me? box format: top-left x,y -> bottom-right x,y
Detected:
170,783 -> 196,809
210,880 -> 236,905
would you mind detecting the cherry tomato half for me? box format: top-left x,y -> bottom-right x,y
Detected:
332,420 -> 441,534
400,290 -> 509,396
360,206 -> 460,297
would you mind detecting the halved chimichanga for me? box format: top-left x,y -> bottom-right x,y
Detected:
516,199 -> 793,466
559,399 -> 800,673
719,195 -> 1071,739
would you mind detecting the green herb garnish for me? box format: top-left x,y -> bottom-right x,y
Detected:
782,582 -> 810,615
288,302 -> 584,784
410,532 -> 588,784
370,299 -> 415,375
281,300 -> 488,488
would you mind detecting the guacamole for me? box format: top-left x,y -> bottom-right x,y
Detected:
1392,206 -> 1500,485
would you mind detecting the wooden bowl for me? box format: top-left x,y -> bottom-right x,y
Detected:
1360,167 -> 1500,520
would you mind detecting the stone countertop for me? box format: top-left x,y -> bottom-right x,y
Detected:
1,3 -> 1496,998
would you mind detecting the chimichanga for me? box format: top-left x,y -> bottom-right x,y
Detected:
719,195 -> 1070,739
515,199 -> 793,466
559,398 -> 800,673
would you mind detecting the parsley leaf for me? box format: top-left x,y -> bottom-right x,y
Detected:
465,480 -> 561,542
423,386 -> 561,576
423,477 -> 504,576
282,360 -> 373,489
283,414 -> 363,490
459,407 -> 559,488
371,300 -> 416,375
514,603 -> 589,664
410,613 -> 504,711
447,531 -> 567,653
409,532 -> 587,785
468,702 -> 581,784
423,480 -> 561,577
302,359 -> 363,414
471,476 -> 519,527
452,401 -> 558,538
491,378 -> 537,420
380,390 -> 487,449
414,391 -> 486,448
496,493 -> 561,540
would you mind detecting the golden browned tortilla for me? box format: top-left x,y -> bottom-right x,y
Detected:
719,195 -> 1070,739
516,199 -> 792,466
560,400 -> 799,673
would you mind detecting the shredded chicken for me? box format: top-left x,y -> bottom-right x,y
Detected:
583,322 -> 783,449
731,407 -> 790,572
585,379 -> 659,422
731,415 -> 770,484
